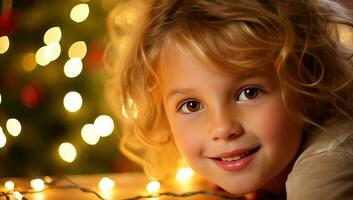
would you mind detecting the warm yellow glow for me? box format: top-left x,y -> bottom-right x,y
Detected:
146,180 -> 160,193
70,3 -> 90,23
121,98 -> 138,119
81,124 -> 100,145
30,178 -> 45,191
0,36 -> 10,54
98,177 -> 115,192
44,42 -> 61,62
63,57 -> 83,78
176,167 -> 195,182
44,27 -> 62,45
22,53 -> 37,72
63,91 -> 83,112
0,127 -> 7,148
93,115 -> 114,137
4,181 -> 15,190
6,118 -> 22,137
0,92 -> 2,104
68,41 -> 87,59
58,142 -> 77,163
35,46 -> 51,66
13,191 -> 24,200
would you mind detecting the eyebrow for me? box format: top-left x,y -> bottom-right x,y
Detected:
166,88 -> 196,101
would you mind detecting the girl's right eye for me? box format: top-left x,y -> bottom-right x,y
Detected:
178,100 -> 204,114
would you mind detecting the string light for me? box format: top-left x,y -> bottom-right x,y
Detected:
146,180 -> 160,194
81,124 -> 100,145
22,52 -> 37,72
63,91 -> 83,112
43,27 -> 62,45
68,41 -> 87,59
176,167 -> 195,182
70,3 -> 90,23
63,57 -> 83,78
30,178 -> 45,191
13,191 -> 24,200
0,127 -> 7,148
93,115 -> 114,137
0,36 -> 10,54
98,177 -> 115,192
4,181 -> 15,191
58,142 -> 77,163
6,118 -> 22,137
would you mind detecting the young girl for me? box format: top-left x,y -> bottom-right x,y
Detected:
106,0 -> 353,199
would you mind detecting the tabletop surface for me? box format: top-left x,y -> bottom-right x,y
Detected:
0,172 -> 245,200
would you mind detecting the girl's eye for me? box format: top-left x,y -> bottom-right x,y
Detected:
179,100 -> 204,114
237,87 -> 264,101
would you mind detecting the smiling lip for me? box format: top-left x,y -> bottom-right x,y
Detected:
209,146 -> 260,172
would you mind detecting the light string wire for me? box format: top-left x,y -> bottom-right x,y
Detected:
0,176 -> 245,200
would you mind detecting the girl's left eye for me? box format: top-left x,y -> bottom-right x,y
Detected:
237,87 -> 264,101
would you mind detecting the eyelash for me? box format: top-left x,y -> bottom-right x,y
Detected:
177,86 -> 265,114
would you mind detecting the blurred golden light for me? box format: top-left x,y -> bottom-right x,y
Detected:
68,41 -> 87,59
81,124 -> 100,145
176,167 -> 195,182
146,180 -> 160,193
63,58 -> 83,78
4,181 -> 14,191
44,42 -> 61,62
0,36 -> 10,54
13,191 -> 24,200
22,53 -> 37,72
98,177 -> 115,192
0,92 -> 2,104
70,3 -> 90,23
94,115 -> 114,137
6,118 -> 22,137
63,91 -> 83,112
58,142 -> 77,163
44,27 -> 62,45
35,46 -> 51,66
0,127 -> 7,148
30,178 -> 45,191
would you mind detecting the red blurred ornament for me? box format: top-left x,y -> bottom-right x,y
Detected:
0,11 -> 16,35
20,84 -> 44,108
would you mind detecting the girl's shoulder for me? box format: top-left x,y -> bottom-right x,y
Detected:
286,118 -> 353,200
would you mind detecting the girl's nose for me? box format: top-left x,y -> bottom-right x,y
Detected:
209,108 -> 243,142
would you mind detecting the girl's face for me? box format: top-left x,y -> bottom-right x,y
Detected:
161,46 -> 303,195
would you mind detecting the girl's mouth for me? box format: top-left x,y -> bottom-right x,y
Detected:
210,146 -> 261,172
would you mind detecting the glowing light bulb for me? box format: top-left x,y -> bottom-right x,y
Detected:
35,46 -> 51,66
13,191 -> 24,200
81,124 -> 100,145
22,53 -> 37,72
0,36 -> 10,54
44,27 -> 62,45
99,177 -> 115,192
0,127 -> 7,148
58,142 -> 77,163
70,4 -> 89,23
63,91 -> 83,112
63,57 -> 83,78
68,41 -> 87,59
6,118 -> 22,137
93,115 -> 114,137
146,180 -> 160,193
30,178 -> 45,191
4,181 -> 15,191
176,167 -> 195,182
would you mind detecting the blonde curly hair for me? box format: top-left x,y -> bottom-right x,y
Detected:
106,0 -> 353,178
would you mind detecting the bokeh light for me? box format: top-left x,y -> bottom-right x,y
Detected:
22,53 -> 37,72
176,167 -> 195,182
0,36 -> 10,54
58,142 -> 77,163
35,46 -> 51,66
30,179 -> 45,191
44,27 -> 62,45
146,180 -> 160,193
81,124 -> 100,145
44,42 -> 61,62
6,118 -> 22,137
0,127 -> 7,148
63,57 -> 83,78
98,177 -> 115,192
4,181 -> 15,191
70,4 -> 90,23
63,91 -> 83,112
93,115 -> 114,137
68,41 -> 87,59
